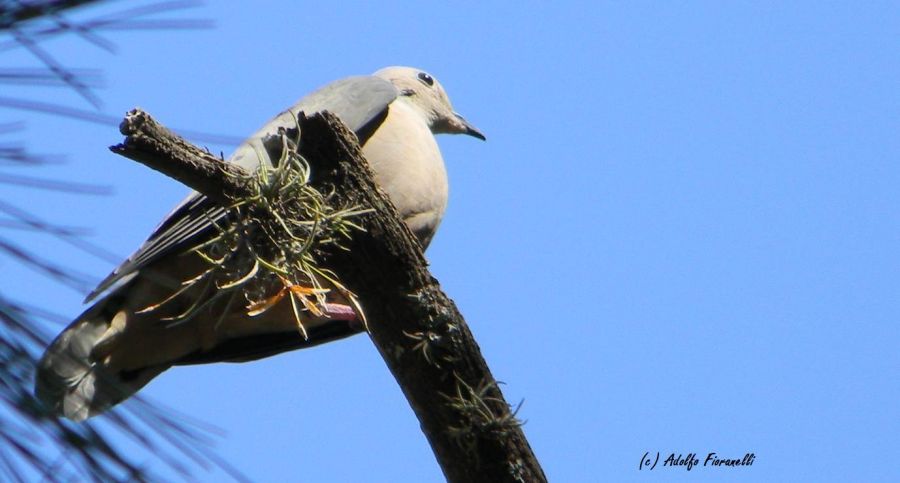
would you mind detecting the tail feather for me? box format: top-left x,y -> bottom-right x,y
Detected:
35,309 -> 164,421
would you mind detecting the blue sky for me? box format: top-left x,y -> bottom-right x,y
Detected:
3,1 -> 899,481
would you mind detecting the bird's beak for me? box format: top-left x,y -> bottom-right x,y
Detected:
453,112 -> 486,141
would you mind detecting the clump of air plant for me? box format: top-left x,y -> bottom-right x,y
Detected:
444,374 -> 525,457
140,123 -> 370,337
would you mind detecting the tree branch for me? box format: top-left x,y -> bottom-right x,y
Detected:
110,109 -> 246,206
110,108 -> 547,483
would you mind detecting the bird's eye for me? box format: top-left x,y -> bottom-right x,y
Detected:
417,72 -> 434,86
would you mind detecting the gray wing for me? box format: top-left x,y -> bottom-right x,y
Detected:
86,76 -> 398,302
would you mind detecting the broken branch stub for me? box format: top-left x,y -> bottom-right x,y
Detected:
111,108 -> 248,205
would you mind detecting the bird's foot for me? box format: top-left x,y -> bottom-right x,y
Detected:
322,303 -> 364,331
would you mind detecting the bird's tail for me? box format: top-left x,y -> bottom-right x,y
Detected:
34,299 -> 166,421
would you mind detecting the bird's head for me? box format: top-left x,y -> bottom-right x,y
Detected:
373,66 -> 486,140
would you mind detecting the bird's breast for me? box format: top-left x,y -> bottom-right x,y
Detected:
361,100 -> 449,246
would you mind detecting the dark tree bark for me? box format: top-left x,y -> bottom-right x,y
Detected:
111,109 -> 547,483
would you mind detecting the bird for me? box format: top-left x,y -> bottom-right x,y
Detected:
35,66 -> 485,421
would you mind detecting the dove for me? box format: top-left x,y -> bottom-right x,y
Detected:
35,66 -> 485,421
